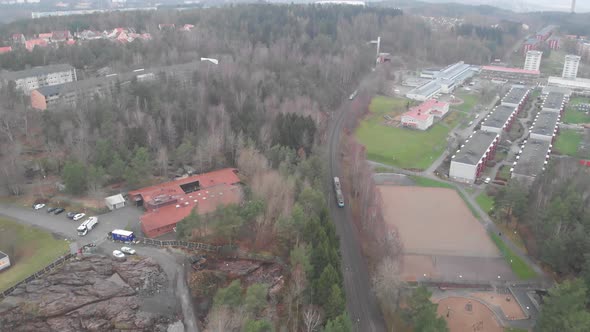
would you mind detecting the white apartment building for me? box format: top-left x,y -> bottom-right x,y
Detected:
524,51 -> 543,72
0,64 -> 77,93
562,54 -> 581,80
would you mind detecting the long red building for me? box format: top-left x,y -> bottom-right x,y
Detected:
129,168 -> 242,238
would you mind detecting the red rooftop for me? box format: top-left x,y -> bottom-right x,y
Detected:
129,168 -> 242,238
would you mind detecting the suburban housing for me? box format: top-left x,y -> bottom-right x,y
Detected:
479,66 -> 540,85
511,139 -> 552,186
128,168 -> 242,238
450,131 -> 500,183
0,64 -> 76,93
529,111 -> 560,142
401,99 -> 450,130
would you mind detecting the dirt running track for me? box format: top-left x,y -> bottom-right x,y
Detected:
378,186 -> 515,281
435,297 -> 503,332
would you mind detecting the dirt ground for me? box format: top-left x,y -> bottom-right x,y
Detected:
435,297 -> 503,332
471,292 -> 525,320
378,186 -> 499,257
378,186 -> 514,281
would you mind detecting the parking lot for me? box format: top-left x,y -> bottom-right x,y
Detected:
0,203 -> 142,247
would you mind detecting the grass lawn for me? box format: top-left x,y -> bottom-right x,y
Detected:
554,129 -> 583,157
563,97 -> 590,124
454,93 -> 479,113
476,192 -> 494,213
490,231 -> 537,280
505,328 -> 528,332
409,175 -> 454,189
356,96 -> 452,170
498,165 -> 511,180
0,217 -> 69,292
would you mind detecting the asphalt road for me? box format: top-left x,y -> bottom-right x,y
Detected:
327,94 -> 386,331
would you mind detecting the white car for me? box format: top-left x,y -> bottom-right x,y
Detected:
120,247 -> 136,255
112,250 -> 125,259
484,177 -> 491,184
33,203 -> 45,210
73,213 -> 86,221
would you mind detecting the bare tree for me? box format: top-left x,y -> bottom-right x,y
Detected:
372,257 -> 402,314
237,146 -> 269,179
303,305 -> 322,332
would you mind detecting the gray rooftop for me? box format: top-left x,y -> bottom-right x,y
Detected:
453,131 -> 498,165
0,64 -> 74,81
531,111 -> 560,137
502,86 -> 529,105
0,251 -> 6,259
537,25 -> 556,36
437,62 -> 472,81
512,139 -> 551,177
542,92 -> 566,110
37,75 -> 117,96
482,105 -> 516,129
410,79 -> 440,97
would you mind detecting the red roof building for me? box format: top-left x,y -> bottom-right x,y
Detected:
25,39 -> 49,52
0,46 -> 13,54
401,99 -> 449,130
12,33 -> 25,44
128,168 -> 242,238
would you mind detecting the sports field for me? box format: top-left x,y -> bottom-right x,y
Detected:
378,186 -> 515,281
0,217 -> 69,291
356,96 -> 464,170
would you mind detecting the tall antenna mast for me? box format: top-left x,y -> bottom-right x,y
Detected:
571,0 -> 576,13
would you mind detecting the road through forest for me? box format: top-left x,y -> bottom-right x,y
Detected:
327,82 -> 387,332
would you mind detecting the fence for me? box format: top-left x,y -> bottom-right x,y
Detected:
135,237 -> 220,252
0,252 -> 73,300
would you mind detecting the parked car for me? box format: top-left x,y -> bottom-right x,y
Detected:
120,247 -> 136,255
47,207 -> 57,213
112,250 -> 125,259
54,208 -> 65,215
66,212 -> 77,219
33,203 -> 45,210
484,177 -> 491,184
73,213 -> 86,221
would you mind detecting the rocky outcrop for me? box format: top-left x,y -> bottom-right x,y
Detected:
0,255 -> 174,332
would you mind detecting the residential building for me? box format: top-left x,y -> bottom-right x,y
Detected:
38,32 -> 53,41
548,36 -> 560,50
128,168 -> 242,238
0,251 -> 10,271
25,39 -> 48,51
523,38 -> 539,54
0,46 -> 12,54
480,105 -> 518,134
450,131 -> 500,183
501,86 -> 530,110
11,33 -> 25,44
524,50 -> 543,72
511,139 -> 551,186
536,25 -> 557,41
562,54 -> 581,80
541,92 -> 567,114
547,76 -> 590,94
105,194 -> 126,211
51,30 -> 72,42
0,64 -> 76,93
578,41 -> 590,59
30,75 -> 115,110
480,66 -> 540,85
401,99 -> 449,130
529,111 -> 560,142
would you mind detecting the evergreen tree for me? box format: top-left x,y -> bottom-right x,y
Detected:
62,161 -> 87,195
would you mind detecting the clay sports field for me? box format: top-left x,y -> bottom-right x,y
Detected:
378,186 -> 515,281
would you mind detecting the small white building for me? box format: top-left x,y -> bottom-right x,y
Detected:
105,194 -> 126,211
0,251 -> 11,271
